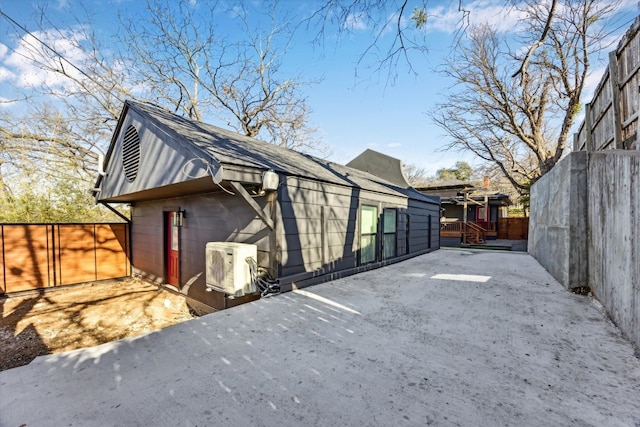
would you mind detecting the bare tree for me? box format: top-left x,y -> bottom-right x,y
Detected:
262,102 -> 333,157
0,106 -> 101,193
305,0 -> 427,80
0,0 -> 327,221
0,5 -> 134,199
120,0 -> 324,151
401,162 -> 429,187
304,0 -> 476,81
430,0 -> 619,193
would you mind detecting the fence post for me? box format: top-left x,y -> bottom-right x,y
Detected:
50,224 -> 62,287
608,51 -> 624,149
0,226 -> 4,294
585,103 -> 594,151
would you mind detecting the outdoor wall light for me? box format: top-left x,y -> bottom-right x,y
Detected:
173,209 -> 185,227
262,170 -> 279,192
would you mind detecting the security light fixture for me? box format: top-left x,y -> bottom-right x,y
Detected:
261,170 -> 279,191
173,209 -> 185,227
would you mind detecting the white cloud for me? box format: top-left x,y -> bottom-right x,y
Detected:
1,28 -> 89,90
426,0 -> 528,34
0,66 -> 14,82
428,0 -> 639,37
582,65 -> 607,102
387,142 -> 402,148
343,13 -> 368,31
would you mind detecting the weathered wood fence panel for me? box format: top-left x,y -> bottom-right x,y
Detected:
96,224 -> 130,280
575,17 -> 639,151
0,223 -> 130,294
498,218 -> 529,240
0,225 -> 55,293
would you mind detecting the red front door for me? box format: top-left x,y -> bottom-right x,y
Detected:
166,212 -> 180,286
476,206 -> 488,222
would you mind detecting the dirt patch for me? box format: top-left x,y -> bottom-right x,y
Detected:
0,278 -> 193,372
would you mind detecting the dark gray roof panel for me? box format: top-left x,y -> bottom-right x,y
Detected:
116,101 -> 437,204
346,149 -> 411,188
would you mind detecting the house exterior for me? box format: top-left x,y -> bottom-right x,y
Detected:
94,101 -> 440,312
416,181 -> 511,246
417,181 -> 510,222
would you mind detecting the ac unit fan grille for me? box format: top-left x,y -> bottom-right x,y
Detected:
208,250 -> 227,286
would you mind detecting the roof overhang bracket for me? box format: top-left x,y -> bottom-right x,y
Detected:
99,202 -> 131,223
466,198 -> 485,207
228,181 -> 274,230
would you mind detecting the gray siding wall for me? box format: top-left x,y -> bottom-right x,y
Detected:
443,204 -> 464,221
407,199 -> 440,253
441,236 -> 462,247
130,177 -> 440,307
131,191 -> 272,309
277,177 -> 440,278
277,177 -> 360,277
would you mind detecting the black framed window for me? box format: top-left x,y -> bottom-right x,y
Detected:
360,205 -> 378,264
383,208 -> 397,259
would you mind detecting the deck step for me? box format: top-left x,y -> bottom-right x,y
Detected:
461,243 -> 513,251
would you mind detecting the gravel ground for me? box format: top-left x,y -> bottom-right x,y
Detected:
0,278 -> 193,371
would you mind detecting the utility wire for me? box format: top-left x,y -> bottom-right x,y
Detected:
0,9 -> 125,105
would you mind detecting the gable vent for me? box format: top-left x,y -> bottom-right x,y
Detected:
122,125 -> 141,182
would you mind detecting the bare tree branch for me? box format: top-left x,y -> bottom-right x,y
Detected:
119,0 -> 325,152
431,0 -> 618,193
512,0 -> 557,82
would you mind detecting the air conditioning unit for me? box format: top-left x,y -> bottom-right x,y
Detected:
205,242 -> 257,297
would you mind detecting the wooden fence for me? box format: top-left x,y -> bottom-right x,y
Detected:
498,217 -> 529,240
0,223 -> 130,294
575,17 -> 639,151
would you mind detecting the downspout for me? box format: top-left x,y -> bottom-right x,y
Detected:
96,152 -> 107,177
92,149 -> 133,270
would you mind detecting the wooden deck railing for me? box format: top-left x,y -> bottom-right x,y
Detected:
441,219 -> 529,243
464,221 -> 486,244
441,221 -> 463,233
441,221 -> 501,244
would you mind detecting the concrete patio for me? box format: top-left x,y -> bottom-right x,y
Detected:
1,248 -> 639,426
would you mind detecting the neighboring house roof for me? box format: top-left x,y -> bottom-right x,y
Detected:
416,181 -> 511,206
346,149 -> 411,188
96,101 -> 437,204
444,193 -> 512,206
416,180 -> 474,191
416,181 -> 475,199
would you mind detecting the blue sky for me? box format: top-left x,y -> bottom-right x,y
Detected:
0,0 -> 638,176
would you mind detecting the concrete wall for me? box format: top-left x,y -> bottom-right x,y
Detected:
529,150 -> 640,350
529,151 -> 588,289
587,151 -> 640,349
